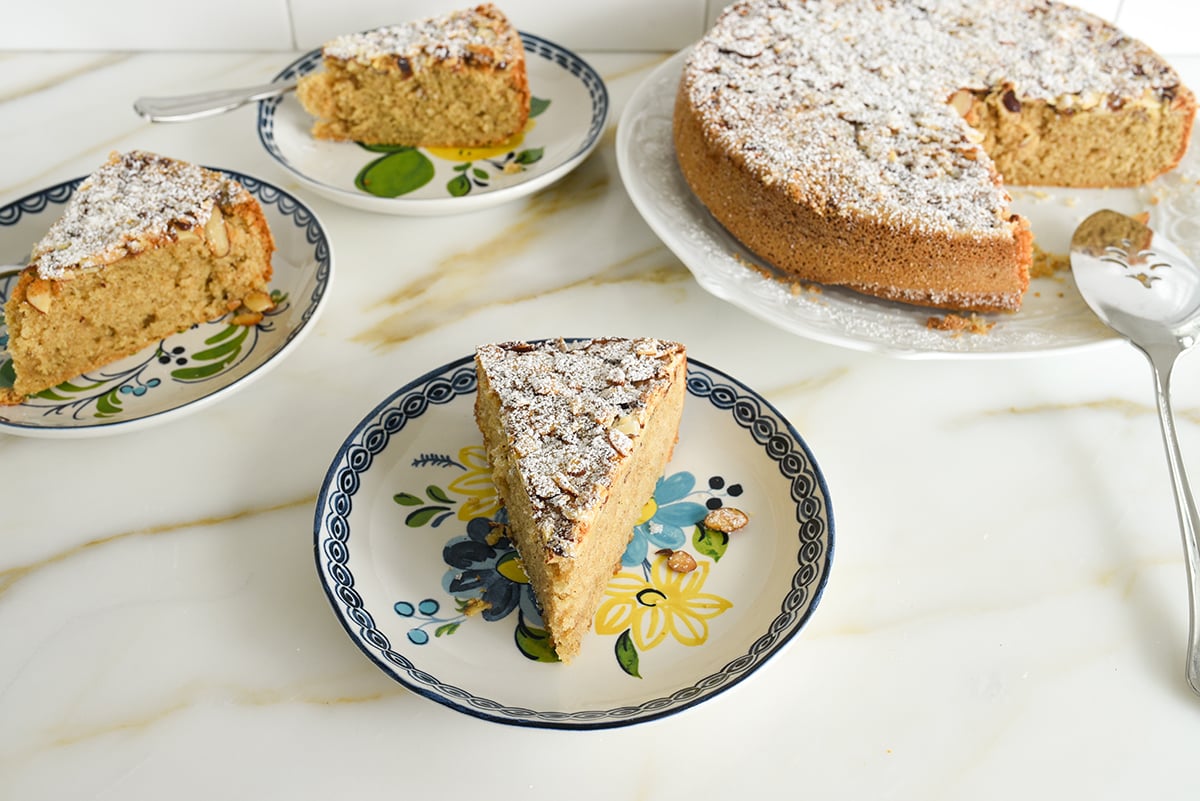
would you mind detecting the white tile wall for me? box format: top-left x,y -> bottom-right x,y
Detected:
0,0 -> 1195,54
289,0 -> 708,52
1,0 -> 294,51
0,0 -> 711,52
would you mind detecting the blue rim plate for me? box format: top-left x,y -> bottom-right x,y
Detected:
258,33 -> 609,215
313,349 -> 834,729
0,172 -> 333,438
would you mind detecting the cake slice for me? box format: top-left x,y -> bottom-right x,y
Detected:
1,150 -> 275,405
296,3 -> 531,147
473,338 -> 688,663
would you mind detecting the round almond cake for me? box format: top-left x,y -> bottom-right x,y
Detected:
673,0 -> 1196,312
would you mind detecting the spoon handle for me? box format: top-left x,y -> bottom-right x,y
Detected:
1147,346 -> 1200,696
133,80 -> 298,122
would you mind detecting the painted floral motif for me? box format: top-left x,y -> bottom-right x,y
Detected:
398,447 -> 500,524
596,555 -> 733,678
441,514 -> 538,623
391,448 -> 747,677
353,97 -> 550,198
0,286 -> 288,419
623,473 -> 745,567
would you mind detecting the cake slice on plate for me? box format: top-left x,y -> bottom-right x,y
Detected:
473,338 -> 688,663
1,150 -> 275,405
297,3 -> 531,147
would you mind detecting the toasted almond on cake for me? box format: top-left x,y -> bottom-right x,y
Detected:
24,278 -> 54,314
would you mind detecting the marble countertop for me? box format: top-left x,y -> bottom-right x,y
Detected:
4,48 -> 1200,799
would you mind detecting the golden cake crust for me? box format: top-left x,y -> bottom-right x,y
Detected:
473,337 -> 687,662
1,151 -> 275,405
297,3 -> 530,147
675,0 -> 1196,313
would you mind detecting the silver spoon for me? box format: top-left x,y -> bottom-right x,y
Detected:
1071,208 -> 1200,697
133,80 -> 298,122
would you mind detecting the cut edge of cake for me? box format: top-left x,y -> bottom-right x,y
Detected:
296,3 -> 531,148
0,150 -> 275,406
473,337 -> 688,663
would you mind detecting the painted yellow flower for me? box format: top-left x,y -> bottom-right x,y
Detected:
446,446 -> 500,521
595,555 -> 733,651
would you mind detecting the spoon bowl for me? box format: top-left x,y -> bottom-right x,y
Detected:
1071,209 -> 1200,697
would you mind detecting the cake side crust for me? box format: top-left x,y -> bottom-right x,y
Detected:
674,0 -> 1195,312
473,338 -> 687,662
1,188 -> 274,405
672,85 -> 1032,313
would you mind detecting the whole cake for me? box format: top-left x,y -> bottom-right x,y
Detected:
473,338 -> 687,663
297,4 -> 530,147
674,0 -> 1196,312
1,150 -> 275,405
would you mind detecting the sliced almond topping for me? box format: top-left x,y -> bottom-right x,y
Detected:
947,88 -> 974,117
704,507 -> 749,533
606,427 -> 633,456
204,205 -> 231,258
24,278 -> 54,314
242,290 -> 274,313
613,414 -> 642,437
665,550 -> 697,573
553,472 -> 579,497
230,310 -> 263,326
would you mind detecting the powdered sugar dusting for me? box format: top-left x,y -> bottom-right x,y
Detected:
31,150 -> 244,280
476,338 -> 685,558
684,0 -> 1186,236
323,3 -> 519,70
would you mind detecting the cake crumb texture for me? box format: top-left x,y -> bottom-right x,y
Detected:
297,4 -> 530,147
473,337 -> 687,662
1,150 -> 274,405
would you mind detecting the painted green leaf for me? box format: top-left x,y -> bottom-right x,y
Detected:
355,149 -> 436,197
0,359 -> 14,390
37,377 -> 106,400
425,485 -> 454,503
172,359 -> 234,381
515,616 -> 560,662
435,622 -> 461,638
447,173 -> 472,197
358,142 -> 413,153
693,525 -> 730,562
393,492 -> 423,506
615,629 -> 641,678
515,147 -> 544,165
453,162 -> 471,172
190,334 -> 244,362
95,388 -> 125,417
406,506 -> 450,527
205,324 -> 239,345
530,96 -> 551,118
472,167 -> 489,181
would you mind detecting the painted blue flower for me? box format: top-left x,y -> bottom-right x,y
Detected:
621,472 -> 708,567
441,513 -> 540,623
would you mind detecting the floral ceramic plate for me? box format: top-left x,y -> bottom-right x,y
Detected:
0,172 -> 332,438
619,50 -> 1200,358
258,33 -> 608,215
314,350 -> 834,729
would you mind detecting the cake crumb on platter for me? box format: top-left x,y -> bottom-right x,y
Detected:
926,313 -> 995,335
